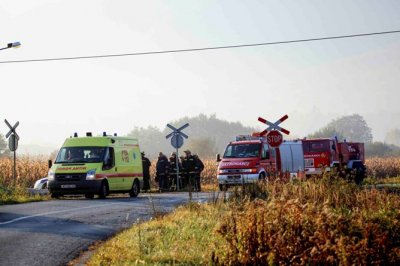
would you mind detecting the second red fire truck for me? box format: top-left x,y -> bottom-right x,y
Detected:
217,135 -> 366,190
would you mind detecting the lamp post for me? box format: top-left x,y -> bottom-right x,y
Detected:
0,42 -> 21,51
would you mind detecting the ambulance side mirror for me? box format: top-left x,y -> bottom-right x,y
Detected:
216,154 -> 221,162
103,158 -> 112,170
48,160 -> 52,169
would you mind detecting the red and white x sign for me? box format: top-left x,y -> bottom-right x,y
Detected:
258,115 -> 290,136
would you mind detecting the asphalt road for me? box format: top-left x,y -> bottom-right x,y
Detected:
0,192 -> 215,266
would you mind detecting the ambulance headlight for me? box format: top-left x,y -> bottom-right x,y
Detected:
86,169 -> 96,180
48,170 -> 55,180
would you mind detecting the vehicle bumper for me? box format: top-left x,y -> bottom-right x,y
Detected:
217,173 -> 259,185
48,179 -> 102,195
305,167 -> 330,175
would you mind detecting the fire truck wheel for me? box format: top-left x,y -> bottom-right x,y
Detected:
98,181 -> 108,199
219,184 -> 228,191
130,179 -> 140,197
259,173 -> 266,181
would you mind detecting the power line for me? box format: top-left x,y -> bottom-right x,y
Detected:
1,30 -> 400,64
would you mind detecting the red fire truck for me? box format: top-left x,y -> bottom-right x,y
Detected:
217,135 -> 305,191
302,138 -> 366,183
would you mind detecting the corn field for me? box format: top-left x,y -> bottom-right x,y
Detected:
1,156 -> 400,188
212,178 -> 400,265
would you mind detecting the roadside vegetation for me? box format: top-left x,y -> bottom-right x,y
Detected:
0,186 -> 48,205
0,155 -> 49,205
87,174 -> 400,265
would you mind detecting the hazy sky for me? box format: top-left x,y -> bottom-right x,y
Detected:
1,0 -> 400,151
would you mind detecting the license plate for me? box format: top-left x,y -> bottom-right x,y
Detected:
61,184 -> 76,189
227,175 -> 240,179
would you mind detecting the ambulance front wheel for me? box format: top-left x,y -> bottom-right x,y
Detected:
98,181 -> 109,199
51,193 -> 60,199
130,179 -> 140,197
85,193 -> 94,199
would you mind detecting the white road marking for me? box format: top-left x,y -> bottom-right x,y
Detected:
0,203 -> 121,226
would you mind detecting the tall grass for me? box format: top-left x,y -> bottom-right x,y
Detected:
0,156 -> 49,204
86,176 -> 400,265
88,202 -> 227,266
213,177 -> 400,265
0,155 -> 48,188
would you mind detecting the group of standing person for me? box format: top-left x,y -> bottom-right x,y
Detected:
140,150 -> 204,193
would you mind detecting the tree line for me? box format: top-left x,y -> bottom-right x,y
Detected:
1,113 -> 400,159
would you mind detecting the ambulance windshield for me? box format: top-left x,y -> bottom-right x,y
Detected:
223,143 -> 260,158
55,147 -> 107,163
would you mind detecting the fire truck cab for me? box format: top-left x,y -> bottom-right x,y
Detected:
217,135 -> 304,191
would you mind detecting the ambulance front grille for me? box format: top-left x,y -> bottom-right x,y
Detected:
55,173 -> 86,181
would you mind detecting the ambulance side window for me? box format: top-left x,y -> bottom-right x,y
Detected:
262,144 -> 270,160
103,147 -> 115,170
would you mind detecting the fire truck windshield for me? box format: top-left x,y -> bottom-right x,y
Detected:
223,143 -> 261,158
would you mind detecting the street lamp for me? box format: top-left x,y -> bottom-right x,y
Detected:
0,42 -> 21,51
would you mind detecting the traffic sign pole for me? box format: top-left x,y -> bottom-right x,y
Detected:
175,146 -> 179,191
5,119 -> 20,187
13,148 -> 16,187
165,123 -> 189,192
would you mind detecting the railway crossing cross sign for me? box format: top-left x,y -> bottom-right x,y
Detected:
4,119 -> 20,186
5,119 -> 20,151
165,123 -> 189,191
258,115 -> 290,148
166,123 -> 189,149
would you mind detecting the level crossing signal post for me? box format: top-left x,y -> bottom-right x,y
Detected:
165,123 -> 189,191
4,119 -> 20,186
258,115 -> 290,148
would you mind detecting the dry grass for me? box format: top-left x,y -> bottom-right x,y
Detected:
213,177 -> 400,265
0,155 -> 48,188
366,157 -> 400,178
87,202 -> 227,266
86,176 -> 400,265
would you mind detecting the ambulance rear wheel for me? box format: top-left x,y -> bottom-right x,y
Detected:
130,179 -> 140,197
98,181 -> 108,199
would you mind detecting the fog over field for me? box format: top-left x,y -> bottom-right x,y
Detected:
1,0 -> 399,154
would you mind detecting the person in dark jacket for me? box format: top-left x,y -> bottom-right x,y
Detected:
182,150 -> 196,190
168,152 -> 182,190
193,154 -> 204,192
141,152 -> 151,192
156,152 -> 170,192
